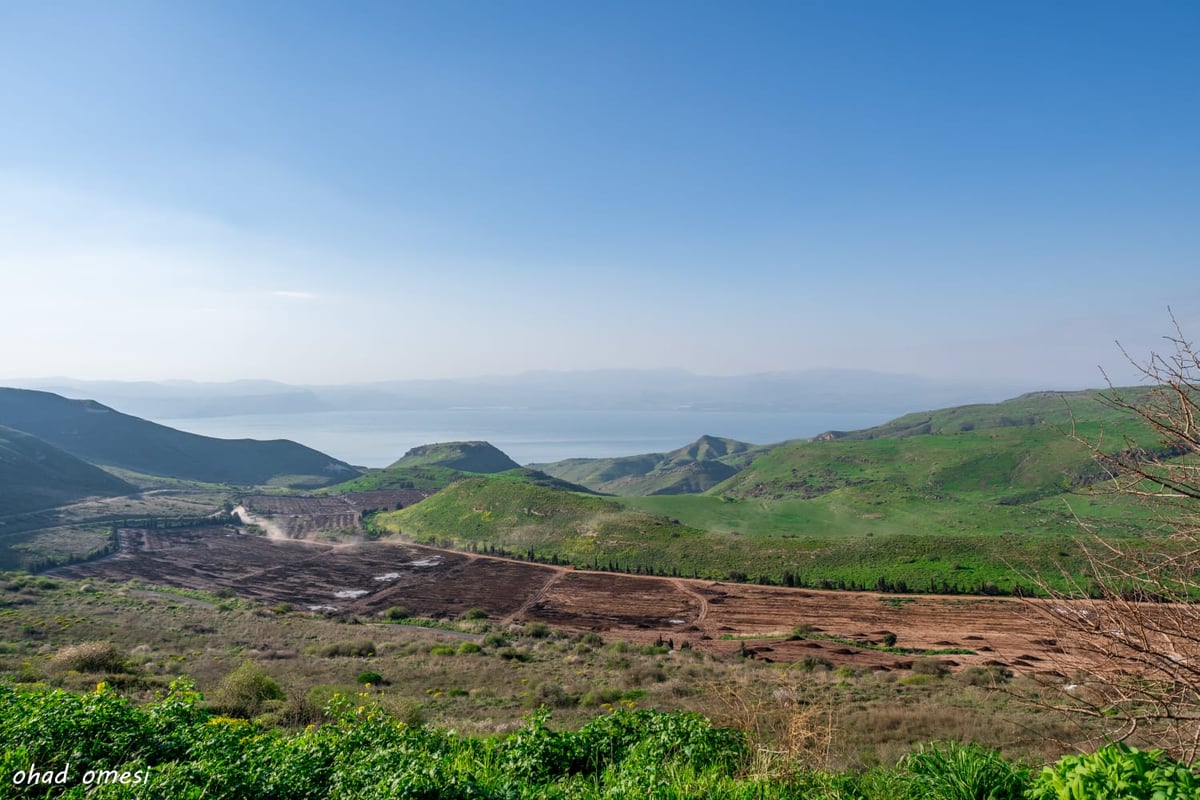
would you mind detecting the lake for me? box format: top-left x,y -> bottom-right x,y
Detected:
159,408 -> 902,468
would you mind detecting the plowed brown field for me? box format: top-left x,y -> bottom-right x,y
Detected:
52,526 -> 1092,676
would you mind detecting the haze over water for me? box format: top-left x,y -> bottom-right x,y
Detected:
160,409 -> 900,468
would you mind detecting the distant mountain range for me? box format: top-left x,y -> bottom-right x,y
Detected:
4,369 -> 1026,419
0,388 -> 359,492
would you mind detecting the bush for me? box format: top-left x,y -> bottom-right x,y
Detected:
49,642 -> 128,674
903,741 -> 1029,800
957,665 -> 1012,687
462,607 -> 487,620
456,642 -> 482,655
577,631 -> 604,647
357,671 -> 384,686
212,662 -> 284,719
1027,743 -> 1200,800
482,632 -> 509,648
525,622 -> 551,639
313,639 -> 376,657
383,605 -> 411,620
912,657 -> 951,677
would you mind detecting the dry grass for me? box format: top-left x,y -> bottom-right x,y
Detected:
0,574 -> 1112,765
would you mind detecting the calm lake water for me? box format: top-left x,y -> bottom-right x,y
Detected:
160,409 -> 902,468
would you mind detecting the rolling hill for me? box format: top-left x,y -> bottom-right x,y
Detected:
0,425 -> 137,514
388,441 -> 522,473
372,389 -> 1171,594
530,435 -> 772,495
325,441 -> 593,494
0,388 -> 359,488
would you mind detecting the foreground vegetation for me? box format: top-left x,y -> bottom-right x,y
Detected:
2,680 -> 1197,799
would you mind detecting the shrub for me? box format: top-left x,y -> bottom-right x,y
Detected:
212,662 -> 284,719
462,607 -> 487,620
799,655 -> 832,672
356,671 -> 384,686
1027,743 -> 1200,800
383,605 -> 411,620
314,639 -> 376,657
525,622 -> 551,639
49,642 -> 128,674
456,642 -> 482,655
429,644 -> 456,656
482,632 -> 509,648
903,741 -> 1029,800
957,665 -> 1012,687
912,657 -> 951,677
577,631 -> 603,647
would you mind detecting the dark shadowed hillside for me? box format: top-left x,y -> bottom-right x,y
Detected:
0,425 -> 135,513
0,388 -> 358,488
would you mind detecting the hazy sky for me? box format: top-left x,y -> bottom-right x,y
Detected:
2,1 -> 1197,389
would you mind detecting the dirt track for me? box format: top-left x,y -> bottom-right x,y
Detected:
52,526 -> 1090,676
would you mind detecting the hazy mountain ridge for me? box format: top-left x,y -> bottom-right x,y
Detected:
5,369 -> 1025,418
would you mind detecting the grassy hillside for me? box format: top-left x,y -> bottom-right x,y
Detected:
370,474 -> 1123,593
710,389 -> 1154,505
389,441 -> 521,472
531,435 -> 771,495
0,425 -> 135,514
374,391 -> 1171,594
371,476 -> 810,579
0,388 -> 359,488
325,440 -> 593,495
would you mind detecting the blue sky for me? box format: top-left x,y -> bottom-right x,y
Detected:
1,1 -> 1197,388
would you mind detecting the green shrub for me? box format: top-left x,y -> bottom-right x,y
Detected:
212,662 -> 284,719
1027,743 -> 1200,800
383,605 -> 411,620
356,671 -> 384,686
462,607 -> 487,620
482,632 -> 509,648
525,622 -> 551,639
903,741 -> 1029,800
456,642 -> 482,655
429,644 -> 456,656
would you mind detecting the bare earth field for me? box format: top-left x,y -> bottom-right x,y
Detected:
238,490 -> 430,538
50,526 -> 1088,677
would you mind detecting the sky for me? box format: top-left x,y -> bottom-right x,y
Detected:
1,0 -> 1198,390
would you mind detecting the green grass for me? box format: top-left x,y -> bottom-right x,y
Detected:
531,435 -> 770,496
371,474 -> 1146,593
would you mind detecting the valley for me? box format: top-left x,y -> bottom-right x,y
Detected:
48,525 -> 1100,679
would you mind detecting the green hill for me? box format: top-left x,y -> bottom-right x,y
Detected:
324,440 -> 593,494
369,389 -> 1173,594
0,388 -> 359,488
371,475 -> 798,578
389,441 -> 522,473
531,435 -> 771,495
0,425 -> 136,514
711,389 -> 1153,503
